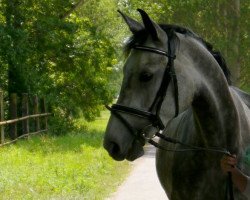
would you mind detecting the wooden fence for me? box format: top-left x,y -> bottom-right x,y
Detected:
0,91 -> 52,146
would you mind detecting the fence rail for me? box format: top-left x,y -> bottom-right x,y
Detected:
0,90 -> 52,146
0,113 -> 52,126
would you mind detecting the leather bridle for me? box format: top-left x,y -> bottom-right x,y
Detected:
106,34 -> 179,141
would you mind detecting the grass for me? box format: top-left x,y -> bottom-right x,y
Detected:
0,111 -> 130,200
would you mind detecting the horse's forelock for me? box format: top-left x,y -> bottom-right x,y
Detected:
124,29 -> 148,57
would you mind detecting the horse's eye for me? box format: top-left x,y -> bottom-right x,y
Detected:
139,72 -> 153,82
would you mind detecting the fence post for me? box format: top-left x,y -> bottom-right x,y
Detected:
0,90 -> 4,144
41,97 -> 48,130
22,93 -> 29,136
10,93 -> 17,139
33,95 -> 40,132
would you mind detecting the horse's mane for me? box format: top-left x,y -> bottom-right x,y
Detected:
125,24 -> 232,85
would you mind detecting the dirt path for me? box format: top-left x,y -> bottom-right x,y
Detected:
106,145 -> 169,200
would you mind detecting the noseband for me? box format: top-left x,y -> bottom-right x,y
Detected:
106,34 -> 179,141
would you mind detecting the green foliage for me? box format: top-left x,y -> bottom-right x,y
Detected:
0,113 -> 130,199
0,0 -> 124,131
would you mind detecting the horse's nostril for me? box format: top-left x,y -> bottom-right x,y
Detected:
104,137 -> 127,161
104,141 -> 125,161
110,142 -> 120,155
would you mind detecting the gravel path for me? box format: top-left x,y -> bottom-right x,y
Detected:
106,145 -> 169,200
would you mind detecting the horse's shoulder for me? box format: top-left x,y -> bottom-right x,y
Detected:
230,86 -> 250,108
167,108 -> 195,138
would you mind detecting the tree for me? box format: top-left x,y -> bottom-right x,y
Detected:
0,0 -> 122,132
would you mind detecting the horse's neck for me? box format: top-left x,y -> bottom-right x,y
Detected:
177,37 -> 240,152
188,56 -> 240,153
192,82 -> 240,152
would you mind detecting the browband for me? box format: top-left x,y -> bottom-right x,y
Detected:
133,45 -> 176,59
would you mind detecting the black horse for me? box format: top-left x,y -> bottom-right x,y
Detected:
104,9 -> 250,199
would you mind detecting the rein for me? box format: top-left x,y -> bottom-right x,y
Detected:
148,132 -> 231,154
106,33 -> 234,200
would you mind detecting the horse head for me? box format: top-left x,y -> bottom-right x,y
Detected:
103,9 -> 197,161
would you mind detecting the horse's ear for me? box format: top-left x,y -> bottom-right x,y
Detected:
118,10 -> 143,34
137,9 -> 163,41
